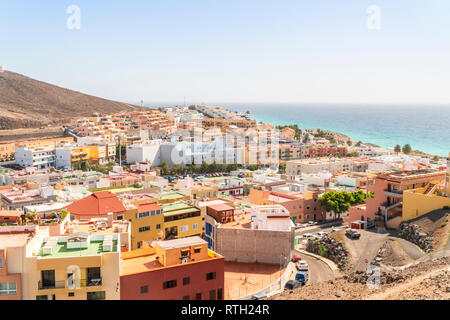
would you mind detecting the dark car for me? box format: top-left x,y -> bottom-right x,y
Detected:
346,229 -> 361,239
284,280 -> 301,290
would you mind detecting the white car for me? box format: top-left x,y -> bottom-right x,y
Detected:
303,233 -> 315,239
295,223 -> 302,228
317,231 -> 328,237
332,227 -> 342,232
308,221 -> 318,225
296,261 -> 309,272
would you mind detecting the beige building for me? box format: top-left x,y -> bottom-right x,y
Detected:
286,158 -> 353,176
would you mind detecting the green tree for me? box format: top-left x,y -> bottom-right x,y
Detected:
394,144 -> 401,154
402,144 -> 412,154
160,161 -> 169,176
346,140 -> 352,146
303,133 -> 310,144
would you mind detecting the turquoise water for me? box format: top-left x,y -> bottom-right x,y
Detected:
143,102 -> 450,157
227,103 -> 450,157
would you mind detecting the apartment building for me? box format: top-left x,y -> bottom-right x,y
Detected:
359,169 -> 446,224
120,236 -> 224,300
160,201 -> 203,240
249,189 -> 326,223
1,186 -> 57,210
307,146 -> 347,158
23,231 -> 120,300
15,146 -> 56,169
286,158 -> 353,176
206,203 -> 235,224
0,143 -> 15,161
202,176 -> 244,197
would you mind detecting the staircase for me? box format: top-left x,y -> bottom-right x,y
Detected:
424,183 -> 437,195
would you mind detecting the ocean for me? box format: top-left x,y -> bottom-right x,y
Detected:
144,103 -> 450,157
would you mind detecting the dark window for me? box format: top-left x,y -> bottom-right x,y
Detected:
194,248 -> 201,254
206,272 -> 216,280
163,280 -> 177,289
139,226 -> 151,232
87,291 -> 105,300
183,277 -> 190,285
41,270 -> 55,288
196,292 -> 202,300
217,288 -> 223,300
183,295 -> 190,300
209,289 -> 216,300
156,224 -> 161,229
140,285 -> 148,294
68,292 -> 74,297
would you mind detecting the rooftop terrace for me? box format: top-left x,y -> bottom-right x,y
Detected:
37,240 -> 117,258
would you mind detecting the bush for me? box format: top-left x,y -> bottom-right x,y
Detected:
443,206 -> 450,210
397,232 -> 404,238
318,244 -> 328,257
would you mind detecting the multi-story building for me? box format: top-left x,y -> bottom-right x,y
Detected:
307,146 -> 347,158
0,143 -> 15,161
286,158 -> 353,176
160,201 -> 203,240
249,189 -> 326,223
120,236 -> 224,300
353,169 -> 446,224
15,146 -> 56,169
23,231 -> 120,300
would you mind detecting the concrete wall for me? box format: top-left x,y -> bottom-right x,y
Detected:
215,227 -> 294,264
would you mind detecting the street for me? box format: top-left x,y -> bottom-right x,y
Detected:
292,248 -> 335,284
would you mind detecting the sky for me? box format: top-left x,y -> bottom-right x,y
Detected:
1,0 -> 449,105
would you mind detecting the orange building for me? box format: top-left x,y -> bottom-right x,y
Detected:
249,189 -> 326,223
120,236 -> 224,300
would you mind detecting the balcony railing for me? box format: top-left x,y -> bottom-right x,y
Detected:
38,281 -> 65,290
81,278 -> 103,287
384,190 -> 404,198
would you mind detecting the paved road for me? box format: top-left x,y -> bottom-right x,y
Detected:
292,249 -> 335,284
393,237 -> 426,260
343,229 -> 389,272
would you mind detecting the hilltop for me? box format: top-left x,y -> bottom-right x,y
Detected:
0,69 -> 143,129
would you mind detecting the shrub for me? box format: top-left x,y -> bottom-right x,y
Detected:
397,232 -> 404,238
318,244 -> 328,257
443,206 -> 450,210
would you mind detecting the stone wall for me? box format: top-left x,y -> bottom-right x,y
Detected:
398,222 -> 433,252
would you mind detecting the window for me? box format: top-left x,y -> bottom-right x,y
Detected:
183,295 -> 190,300
68,292 -> 75,297
140,285 -> 148,294
183,277 -> 190,285
137,241 -> 143,249
192,223 -> 198,230
139,226 -> 151,232
209,289 -> 216,300
217,288 -> 223,300
0,257 -> 3,268
163,280 -> 177,289
156,224 -> 161,229
194,247 -> 201,254
206,272 -> 216,280
0,282 -> 17,295
179,225 -> 188,232
196,293 -> 202,300
87,291 -> 105,300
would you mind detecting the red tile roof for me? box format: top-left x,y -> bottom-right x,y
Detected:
137,203 -> 163,213
65,191 -> 126,217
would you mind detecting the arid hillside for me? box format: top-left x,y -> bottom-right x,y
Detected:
0,70 -> 143,129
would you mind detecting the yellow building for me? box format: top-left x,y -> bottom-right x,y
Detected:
23,229 -> 120,300
402,182 -> 450,221
160,201 -> 203,240
0,142 -> 15,161
191,185 -> 219,201
124,203 -> 165,250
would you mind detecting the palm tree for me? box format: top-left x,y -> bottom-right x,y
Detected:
394,145 -> 401,154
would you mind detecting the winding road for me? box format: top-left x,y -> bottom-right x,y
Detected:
292,248 -> 335,284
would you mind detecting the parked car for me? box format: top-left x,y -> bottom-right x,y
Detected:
252,292 -> 268,300
295,223 -> 302,228
296,261 -> 309,272
291,254 -> 302,262
284,280 -> 301,290
302,233 -> 315,239
332,227 -> 342,232
308,221 -> 318,226
295,271 -> 309,285
346,229 -> 361,239
316,231 -> 328,237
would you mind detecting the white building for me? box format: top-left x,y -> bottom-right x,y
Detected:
15,146 -> 56,169
250,204 -> 293,231
126,140 -> 162,166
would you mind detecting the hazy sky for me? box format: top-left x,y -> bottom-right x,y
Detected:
1,0 -> 449,104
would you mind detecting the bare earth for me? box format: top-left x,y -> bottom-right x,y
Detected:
268,257 -> 450,300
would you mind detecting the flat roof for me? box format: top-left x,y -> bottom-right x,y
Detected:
0,234 -> 29,249
37,240 -> 117,258
154,236 -> 206,249
159,192 -> 187,200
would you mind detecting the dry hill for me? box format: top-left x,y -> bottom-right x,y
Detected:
0,69 -> 143,129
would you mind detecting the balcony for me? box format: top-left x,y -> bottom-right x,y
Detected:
384,189 -> 404,198
38,280 -> 65,290
81,278 -> 103,287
